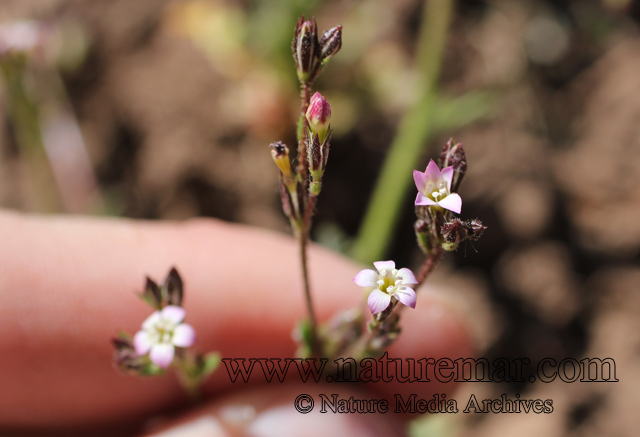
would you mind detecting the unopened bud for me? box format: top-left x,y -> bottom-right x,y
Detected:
163,267 -> 183,307
440,218 -> 486,246
319,26 -> 342,64
441,218 -> 467,244
270,141 -> 293,180
307,130 -> 331,195
112,338 -> 145,374
466,218 -> 486,241
415,218 -> 436,254
306,92 -> 331,143
140,277 -> 162,310
292,16 -> 320,83
438,139 -> 467,193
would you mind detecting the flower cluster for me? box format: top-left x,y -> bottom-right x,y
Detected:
112,268 -> 220,395
412,139 -> 485,254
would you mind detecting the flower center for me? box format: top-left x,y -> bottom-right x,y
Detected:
425,181 -> 449,202
377,269 -> 402,295
148,317 -> 176,344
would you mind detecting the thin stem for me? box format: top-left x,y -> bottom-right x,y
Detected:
297,224 -> 320,357
350,0 -> 455,264
416,246 -> 444,285
297,84 -> 311,180
295,83 -> 321,357
173,351 -> 201,403
1,59 -> 61,212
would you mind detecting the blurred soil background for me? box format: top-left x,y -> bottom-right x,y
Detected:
1,0 -> 640,436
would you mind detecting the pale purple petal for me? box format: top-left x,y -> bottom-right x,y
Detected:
150,343 -> 175,368
394,287 -> 417,309
172,323 -> 196,347
424,159 -> 443,182
141,311 -> 161,330
397,268 -> 418,285
133,331 -> 152,355
373,260 -> 395,273
354,269 -> 379,287
438,193 -> 462,214
415,192 -> 437,206
161,305 -> 186,324
441,166 -> 454,191
413,170 -> 428,192
367,289 -> 392,314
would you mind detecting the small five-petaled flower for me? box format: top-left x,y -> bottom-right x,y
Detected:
414,159 -> 462,214
134,305 -> 196,368
354,261 -> 418,314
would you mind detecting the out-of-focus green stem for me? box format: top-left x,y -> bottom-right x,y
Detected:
350,0 -> 454,264
1,58 -> 61,212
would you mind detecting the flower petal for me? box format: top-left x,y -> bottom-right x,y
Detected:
394,286 -> 417,309
141,311 -> 161,330
413,170 -> 428,192
354,269 -> 379,287
373,260 -> 395,273
415,192 -> 437,206
367,289 -> 392,314
397,268 -> 418,285
438,193 -> 462,214
424,159 -> 443,182
441,166 -> 454,191
150,343 -> 175,368
161,305 -> 186,324
133,331 -> 152,355
172,323 -> 196,347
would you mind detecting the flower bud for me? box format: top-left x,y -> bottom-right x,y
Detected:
163,267 -> 183,307
306,92 -> 331,143
112,338 -> 146,374
466,218 -> 486,241
438,139 -> 467,193
292,16 -> 320,83
319,26 -> 342,64
441,218 -> 467,244
414,218 -> 436,254
140,277 -> 162,310
270,141 -> 293,180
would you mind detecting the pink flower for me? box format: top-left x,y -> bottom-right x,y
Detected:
414,160 -> 462,214
133,306 -> 196,369
354,261 -> 418,314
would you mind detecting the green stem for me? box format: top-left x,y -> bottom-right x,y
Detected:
350,0 -> 455,264
1,58 -> 61,212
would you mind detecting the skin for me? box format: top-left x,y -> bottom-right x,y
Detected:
0,211 -> 473,436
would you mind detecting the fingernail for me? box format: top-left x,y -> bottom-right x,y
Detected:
245,404 -> 392,437
148,416 -> 228,437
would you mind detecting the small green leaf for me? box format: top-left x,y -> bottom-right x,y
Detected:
201,352 -> 221,378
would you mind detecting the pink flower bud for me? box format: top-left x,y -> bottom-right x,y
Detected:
305,92 -> 331,143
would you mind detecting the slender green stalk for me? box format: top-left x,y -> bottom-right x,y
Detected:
350,0 -> 455,264
1,59 -> 61,212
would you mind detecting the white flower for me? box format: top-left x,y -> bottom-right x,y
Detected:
354,261 -> 418,314
133,306 -> 196,368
